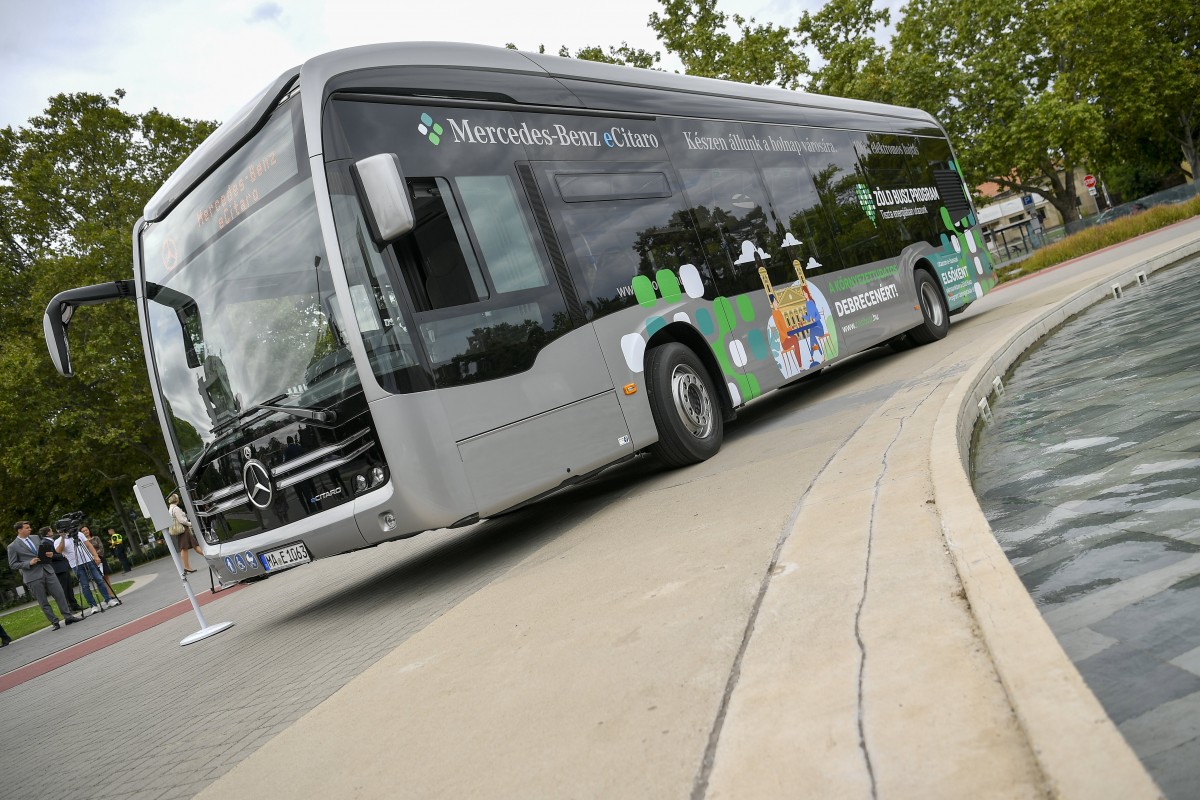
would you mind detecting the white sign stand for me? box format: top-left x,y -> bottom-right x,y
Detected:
133,475 -> 234,646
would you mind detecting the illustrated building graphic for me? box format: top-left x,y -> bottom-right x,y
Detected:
759,261 -> 827,374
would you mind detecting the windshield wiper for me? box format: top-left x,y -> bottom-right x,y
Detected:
243,399 -> 337,424
212,394 -> 336,437
185,437 -> 219,482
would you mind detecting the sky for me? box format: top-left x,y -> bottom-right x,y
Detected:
0,0 -> 816,131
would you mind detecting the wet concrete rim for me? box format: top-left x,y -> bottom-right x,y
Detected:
930,230 -> 1200,798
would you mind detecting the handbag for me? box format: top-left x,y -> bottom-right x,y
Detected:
168,520 -> 185,536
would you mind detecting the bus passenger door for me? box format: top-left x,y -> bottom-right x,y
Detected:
391,168 -> 632,516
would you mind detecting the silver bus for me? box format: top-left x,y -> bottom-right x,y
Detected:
43,43 -> 994,583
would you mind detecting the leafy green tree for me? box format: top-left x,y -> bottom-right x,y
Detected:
648,0 -> 808,88
572,43 -> 662,69
1053,0 -> 1199,188
795,0 -> 892,101
0,91 -> 214,531
889,0 -> 1104,222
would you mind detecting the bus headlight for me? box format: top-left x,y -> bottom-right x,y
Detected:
355,474 -> 368,492
371,466 -> 385,486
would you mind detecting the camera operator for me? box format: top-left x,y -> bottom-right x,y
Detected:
54,514 -> 116,615
7,520 -> 83,630
83,525 -> 119,604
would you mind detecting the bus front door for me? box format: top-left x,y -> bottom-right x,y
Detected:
395,169 -> 633,517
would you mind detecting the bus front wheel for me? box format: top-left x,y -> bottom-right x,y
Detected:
907,269 -> 950,345
646,343 -> 724,467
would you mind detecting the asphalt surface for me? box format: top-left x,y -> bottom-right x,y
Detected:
1,218 -> 1198,800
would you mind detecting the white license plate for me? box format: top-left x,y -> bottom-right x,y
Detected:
259,542 -> 310,572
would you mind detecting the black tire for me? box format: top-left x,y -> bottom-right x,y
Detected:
907,269 -> 950,345
646,342 -> 724,467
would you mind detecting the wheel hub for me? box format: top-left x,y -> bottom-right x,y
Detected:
671,366 -> 713,438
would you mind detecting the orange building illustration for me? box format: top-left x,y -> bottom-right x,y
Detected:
759,260 -> 827,375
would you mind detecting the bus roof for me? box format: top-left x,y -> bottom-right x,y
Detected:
146,41 -> 941,223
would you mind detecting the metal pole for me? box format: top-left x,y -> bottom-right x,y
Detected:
160,525 -> 234,646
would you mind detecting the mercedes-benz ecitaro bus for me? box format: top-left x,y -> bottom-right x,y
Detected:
44,42 -> 994,584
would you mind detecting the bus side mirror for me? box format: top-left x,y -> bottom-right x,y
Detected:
43,281 -> 136,377
43,305 -> 74,377
352,153 -> 414,245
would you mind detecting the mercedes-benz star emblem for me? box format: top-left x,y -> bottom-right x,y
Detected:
243,459 -> 273,509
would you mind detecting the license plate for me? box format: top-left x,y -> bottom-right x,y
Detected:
259,542 -> 310,572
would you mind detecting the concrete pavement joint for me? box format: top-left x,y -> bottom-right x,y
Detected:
855,377 -> 941,798
855,420 -> 901,800
688,422 -> 862,800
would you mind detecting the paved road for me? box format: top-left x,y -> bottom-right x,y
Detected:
2,219 -> 1197,800
0,555 -> 222,673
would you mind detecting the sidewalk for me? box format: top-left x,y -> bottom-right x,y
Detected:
0,555 -> 224,675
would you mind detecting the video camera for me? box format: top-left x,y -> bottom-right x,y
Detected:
53,510 -> 87,536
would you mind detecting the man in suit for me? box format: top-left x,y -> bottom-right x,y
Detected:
40,525 -> 80,613
7,520 -> 83,630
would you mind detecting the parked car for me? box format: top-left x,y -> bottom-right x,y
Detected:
1095,201 -> 1148,223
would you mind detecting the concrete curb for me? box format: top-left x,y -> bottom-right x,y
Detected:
930,233 -> 1200,798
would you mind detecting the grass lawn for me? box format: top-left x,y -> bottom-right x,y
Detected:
999,195 -> 1200,283
2,580 -> 134,641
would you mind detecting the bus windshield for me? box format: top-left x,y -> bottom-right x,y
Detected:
140,94 -> 355,473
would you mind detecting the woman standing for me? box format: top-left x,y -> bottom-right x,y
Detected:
167,494 -> 204,574
84,525 -> 119,603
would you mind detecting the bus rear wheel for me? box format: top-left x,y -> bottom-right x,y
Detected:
907,269 -> 950,345
646,343 -> 724,467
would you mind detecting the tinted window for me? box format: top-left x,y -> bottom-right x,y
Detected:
658,118 -> 808,296
857,133 -> 944,252
542,165 -> 711,318
751,123 -> 846,276
797,130 -> 881,268
410,173 -> 567,385
398,177 -> 489,310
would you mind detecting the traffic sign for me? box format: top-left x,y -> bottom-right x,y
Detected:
1084,174 -> 1097,189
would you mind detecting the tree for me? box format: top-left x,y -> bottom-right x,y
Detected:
572,43 -> 663,70
1055,0 -> 1199,187
794,0 -> 892,101
889,0 -> 1104,222
0,91 -> 215,529
648,0 -> 808,88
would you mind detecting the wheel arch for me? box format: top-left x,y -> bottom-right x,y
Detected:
897,245 -> 948,307
645,321 -> 737,423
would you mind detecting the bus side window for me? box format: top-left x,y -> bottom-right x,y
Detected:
544,167 -> 711,319
676,167 -> 787,296
396,178 -> 490,311
759,164 -> 842,275
395,171 -> 570,386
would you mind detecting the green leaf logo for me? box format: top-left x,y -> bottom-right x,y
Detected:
418,113 -> 444,146
855,183 -> 877,227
